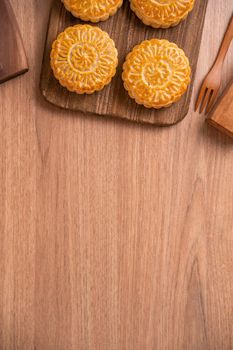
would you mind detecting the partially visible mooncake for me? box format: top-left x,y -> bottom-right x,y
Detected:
51,25 -> 118,94
122,39 -> 191,109
130,0 -> 195,28
62,0 -> 123,22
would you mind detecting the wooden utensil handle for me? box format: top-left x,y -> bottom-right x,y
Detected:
215,13 -> 233,66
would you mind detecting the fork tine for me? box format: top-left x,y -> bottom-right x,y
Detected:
200,88 -> 212,114
205,89 -> 219,114
195,83 -> 207,112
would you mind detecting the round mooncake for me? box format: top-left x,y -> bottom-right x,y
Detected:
62,0 -> 123,22
122,39 -> 191,109
130,0 -> 195,28
51,25 -> 118,94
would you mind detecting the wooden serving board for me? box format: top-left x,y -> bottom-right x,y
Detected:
40,0 -> 208,126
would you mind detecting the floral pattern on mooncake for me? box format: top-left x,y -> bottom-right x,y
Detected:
130,0 -> 195,28
122,39 -> 191,109
62,0 -> 123,22
51,25 -> 118,94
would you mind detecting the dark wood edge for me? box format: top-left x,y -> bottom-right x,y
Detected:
40,86 -> 189,127
0,68 -> 29,85
206,118 -> 233,140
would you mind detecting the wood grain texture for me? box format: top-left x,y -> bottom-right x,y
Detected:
40,0 -> 208,126
0,0 -> 28,84
1,1 -> 233,350
207,80 -> 233,139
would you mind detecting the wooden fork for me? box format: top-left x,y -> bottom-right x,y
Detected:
195,13 -> 233,114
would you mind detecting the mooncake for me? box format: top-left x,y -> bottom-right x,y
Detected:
130,0 -> 195,28
122,39 -> 191,109
51,25 -> 118,94
62,0 -> 123,22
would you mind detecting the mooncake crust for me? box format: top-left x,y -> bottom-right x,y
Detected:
62,0 -> 123,22
122,39 -> 191,109
51,25 -> 118,94
130,0 -> 195,28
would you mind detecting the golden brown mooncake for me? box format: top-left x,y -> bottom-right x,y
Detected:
51,25 -> 118,94
62,0 -> 123,22
122,39 -> 191,109
130,0 -> 195,28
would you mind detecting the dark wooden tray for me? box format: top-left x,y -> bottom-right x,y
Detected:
40,0 -> 208,126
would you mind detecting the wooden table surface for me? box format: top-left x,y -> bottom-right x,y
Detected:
1,1 -> 233,349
